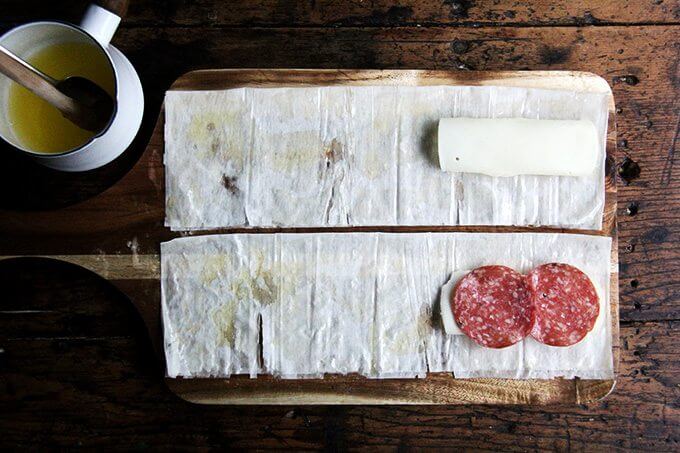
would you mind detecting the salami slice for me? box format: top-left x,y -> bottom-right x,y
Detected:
452,265 -> 534,349
527,263 -> 599,347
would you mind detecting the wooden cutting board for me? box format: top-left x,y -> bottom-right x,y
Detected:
0,69 -> 618,404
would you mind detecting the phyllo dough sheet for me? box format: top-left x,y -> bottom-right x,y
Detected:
164,86 -> 609,231
161,232 -> 613,379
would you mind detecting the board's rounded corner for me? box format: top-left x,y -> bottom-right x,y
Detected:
576,71 -> 614,96
577,378 -> 617,404
164,377 -> 212,405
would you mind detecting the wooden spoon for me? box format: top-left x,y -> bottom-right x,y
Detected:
0,44 -> 114,133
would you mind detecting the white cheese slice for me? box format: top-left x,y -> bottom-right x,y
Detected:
438,118 -> 599,177
440,270 -> 470,335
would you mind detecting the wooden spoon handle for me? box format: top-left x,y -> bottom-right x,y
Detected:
0,45 -> 80,117
95,0 -> 130,18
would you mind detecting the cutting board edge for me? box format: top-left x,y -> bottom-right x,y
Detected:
158,68 -> 618,405
165,376 -> 617,406
167,68 -> 614,97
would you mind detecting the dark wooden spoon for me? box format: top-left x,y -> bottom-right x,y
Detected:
0,44 -> 114,133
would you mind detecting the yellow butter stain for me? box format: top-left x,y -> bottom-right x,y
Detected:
271,131 -> 345,173
221,143 -> 246,167
228,252 -> 278,306
212,299 -> 238,347
204,251 -> 328,350
188,112 -> 222,143
166,195 -> 176,212
229,269 -> 277,306
324,138 -> 344,163
188,111 -> 245,165
201,254 -> 230,285
269,131 -> 325,173
201,250 -> 301,307
417,308 -> 434,338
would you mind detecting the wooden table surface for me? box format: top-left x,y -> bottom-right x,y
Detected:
1,0 -> 678,449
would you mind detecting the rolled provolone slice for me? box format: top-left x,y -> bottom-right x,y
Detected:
437,118 -> 599,177
440,270 -> 468,335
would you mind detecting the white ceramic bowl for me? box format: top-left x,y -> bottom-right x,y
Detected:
0,5 -> 144,171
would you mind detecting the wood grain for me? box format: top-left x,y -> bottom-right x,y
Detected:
125,0 -> 680,26
95,0 -> 130,18
2,1 -> 680,27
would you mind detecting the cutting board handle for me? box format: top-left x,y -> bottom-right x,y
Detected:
95,0 -> 130,18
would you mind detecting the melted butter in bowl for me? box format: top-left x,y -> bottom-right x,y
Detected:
7,41 -> 115,154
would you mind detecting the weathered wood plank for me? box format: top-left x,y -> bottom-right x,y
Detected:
0,258 -> 146,340
1,0 -> 679,27
1,319 -> 676,449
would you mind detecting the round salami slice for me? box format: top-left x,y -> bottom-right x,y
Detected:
452,265 -> 533,349
527,263 -> 599,347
